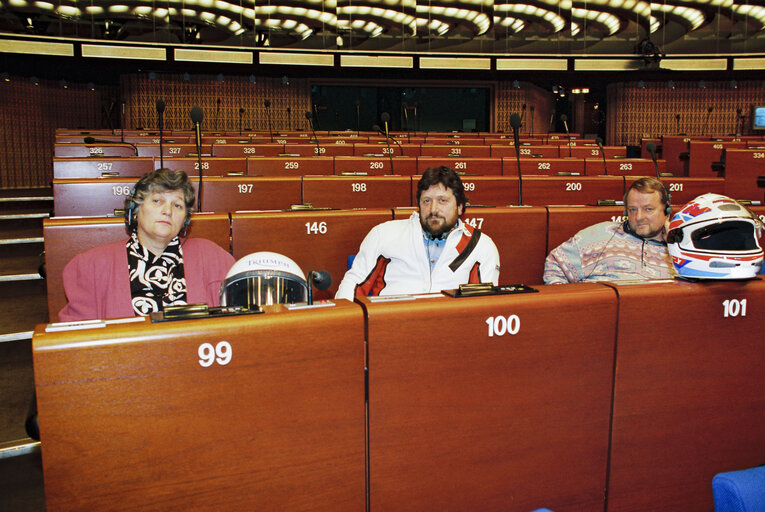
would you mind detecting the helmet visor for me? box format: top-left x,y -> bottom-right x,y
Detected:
690,220 -> 759,251
221,270 -> 308,307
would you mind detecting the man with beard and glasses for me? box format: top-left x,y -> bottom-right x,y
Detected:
543,177 -> 676,284
335,166 -> 500,300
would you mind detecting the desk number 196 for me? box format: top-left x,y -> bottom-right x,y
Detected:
486,315 -> 520,337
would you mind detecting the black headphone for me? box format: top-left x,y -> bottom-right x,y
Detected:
124,174 -> 192,236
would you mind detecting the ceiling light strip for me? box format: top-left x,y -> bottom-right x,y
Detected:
420,56 -> 490,70
0,38 -> 73,56
82,44 -> 166,60
174,48 -> 252,64
660,58 -> 727,71
259,52 -> 334,66
574,59 -> 643,71
496,58 -> 567,71
340,55 -> 413,68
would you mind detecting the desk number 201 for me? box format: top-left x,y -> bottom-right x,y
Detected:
198,341 -> 232,367
486,315 -> 520,337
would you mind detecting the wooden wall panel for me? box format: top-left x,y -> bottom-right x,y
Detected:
608,80 -> 765,146
0,77 -> 115,188
121,74 -> 311,134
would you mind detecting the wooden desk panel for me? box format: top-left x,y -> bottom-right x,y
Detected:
723,148 -> 765,202
661,136 -> 690,176
365,284 -> 617,511
53,157 -> 154,179
569,145 -> 626,159
417,157 -> 503,176
283,144 -> 355,157
607,280 -> 765,512
201,177 -> 302,212
394,207 -> 548,285
333,156 -> 418,176
54,144 -> 137,158
511,157 -> 586,176
302,176 -> 412,209
418,144 -> 491,158
688,140 -> 746,177
34,303 -> 366,511
353,143 -> 421,157
457,176 -> 519,206
43,213 -> 230,322
159,157 -> 247,176
585,158 -> 667,176
136,143 -> 209,158
523,176 -> 625,206
247,157 -> 334,176
230,209 -> 393,299
212,144 -> 286,157
546,206 -> 626,253
490,145 -> 560,158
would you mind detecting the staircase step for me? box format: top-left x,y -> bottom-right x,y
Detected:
0,281 -> 48,333
0,238 -> 44,245
0,213 -> 49,221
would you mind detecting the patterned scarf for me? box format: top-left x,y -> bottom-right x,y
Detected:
127,232 -> 187,316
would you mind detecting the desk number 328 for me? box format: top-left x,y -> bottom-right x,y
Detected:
198,341 -> 232,367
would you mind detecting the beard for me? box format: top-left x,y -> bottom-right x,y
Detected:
420,213 -> 458,239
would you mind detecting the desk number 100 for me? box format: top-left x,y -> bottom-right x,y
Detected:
485,315 -> 520,337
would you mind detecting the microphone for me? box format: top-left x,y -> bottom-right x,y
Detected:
704,106 -> 713,138
373,123 -> 403,156
735,107 -> 743,136
305,111 -> 321,155
238,107 -> 244,136
381,112 -> 391,139
216,98 -> 221,132
646,141 -> 659,178
83,136 -> 137,155
596,136 -> 607,175
156,99 -> 165,168
373,124 -> 396,174
286,106 -> 291,131
355,100 -> 361,137
264,99 -> 273,143
561,114 -> 572,157
530,105 -> 535,135
510,113 -> 523,206
521,104 -> 527,129
306,269 -> 332,305
675,114 -> 682,135
190,106 -> 204,212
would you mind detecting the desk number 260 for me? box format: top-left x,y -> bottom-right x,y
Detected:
198,341 -> 232,367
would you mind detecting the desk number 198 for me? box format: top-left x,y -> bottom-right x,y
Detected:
486,315 -> 520,337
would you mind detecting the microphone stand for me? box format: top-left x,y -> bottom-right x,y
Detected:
306,112 -> 321,156
373,124 -> 395,175
510,113 -> 523,206
530,106 -> 535,136
264,99 -> 273,143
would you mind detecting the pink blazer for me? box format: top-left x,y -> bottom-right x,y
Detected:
58,238 -> 235,322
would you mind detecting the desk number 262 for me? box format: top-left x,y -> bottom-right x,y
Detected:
198,341 -> 232,367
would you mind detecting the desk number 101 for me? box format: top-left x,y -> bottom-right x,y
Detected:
485,315 -> 520,337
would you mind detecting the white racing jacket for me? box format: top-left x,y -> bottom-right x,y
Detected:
335,212 -> 500,300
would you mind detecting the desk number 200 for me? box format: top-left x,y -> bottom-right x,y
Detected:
485,315 -> 520,337
198,341 -> 232,367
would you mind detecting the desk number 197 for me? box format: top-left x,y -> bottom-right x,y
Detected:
486,315 -> 520,337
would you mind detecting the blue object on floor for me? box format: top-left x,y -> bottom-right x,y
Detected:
713,465 -> 765,512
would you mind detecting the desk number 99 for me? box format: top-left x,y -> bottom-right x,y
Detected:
198,341 -> 232,367
485,315 -> 520,337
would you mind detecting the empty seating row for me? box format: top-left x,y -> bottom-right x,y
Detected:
53,155 -> 665,179
53,142 -> 627,159
51,175 -> 725,217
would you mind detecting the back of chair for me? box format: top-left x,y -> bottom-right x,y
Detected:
712,465 -> 765,512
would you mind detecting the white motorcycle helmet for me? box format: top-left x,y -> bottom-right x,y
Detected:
220,251 -> 308,307
667,193 -> 763,279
